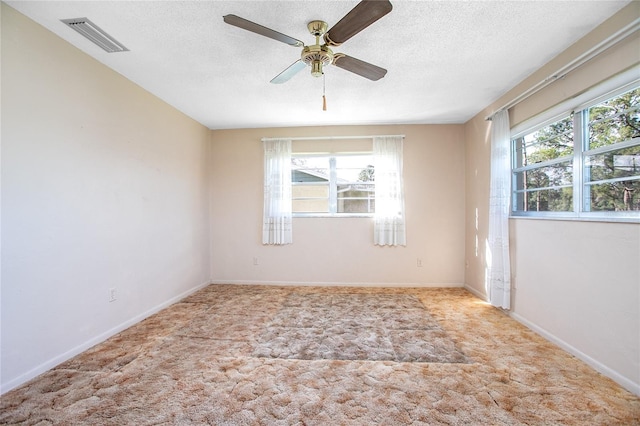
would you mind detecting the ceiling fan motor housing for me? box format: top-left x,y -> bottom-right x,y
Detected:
301,20 -> 333,77
302,45 -> 334,77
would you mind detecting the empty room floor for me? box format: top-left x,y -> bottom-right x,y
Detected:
1,285 -> 639,425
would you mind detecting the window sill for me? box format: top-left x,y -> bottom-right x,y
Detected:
293,213 -> 374,219
510,213 -> 640,224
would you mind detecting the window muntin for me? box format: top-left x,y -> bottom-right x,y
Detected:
292,153 -> 375,216
511,85 -> 640,219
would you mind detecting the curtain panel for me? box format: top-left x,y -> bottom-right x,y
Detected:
262,139 -> 293,245
373,136 -> 406,246
487,110 -> 512,309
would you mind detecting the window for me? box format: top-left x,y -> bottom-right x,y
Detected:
291,153 -> 375,216
583,88 -> 640,212
511,85 -> 640,220
512,114 -> 574,212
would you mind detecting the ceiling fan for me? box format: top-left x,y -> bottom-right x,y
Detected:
223,0 -> 392,84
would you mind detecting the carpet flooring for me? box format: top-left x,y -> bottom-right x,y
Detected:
252,293 -> 467,363
1,285 -> 639,425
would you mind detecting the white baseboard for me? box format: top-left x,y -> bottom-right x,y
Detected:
209,280 -> 465,288
0,280 -> 211,395
510,312 -> 640,397
463,284 -> 488,301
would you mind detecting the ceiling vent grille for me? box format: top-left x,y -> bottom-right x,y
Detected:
61,18 -> 129,53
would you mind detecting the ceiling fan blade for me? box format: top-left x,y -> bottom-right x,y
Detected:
223,14 -> 304,47
270,60 -> 307,84
324,0 -> 392,46
332,54 -> 387,81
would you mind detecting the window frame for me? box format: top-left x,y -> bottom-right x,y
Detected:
510,81 -> 640,222
511,113 -> 575,216
291,151 -> 376,218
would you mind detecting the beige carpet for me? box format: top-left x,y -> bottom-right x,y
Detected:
252,292 -> 467,363
1,285 -> 639,425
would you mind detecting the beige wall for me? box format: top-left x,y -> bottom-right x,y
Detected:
1,4 -> 211,392
210,125 -> 465,286
464,2 -> 640,394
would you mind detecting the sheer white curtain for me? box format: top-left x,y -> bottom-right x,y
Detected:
262,139 -> 292,245
487,110 -> 511,309
373,136 -> 406,246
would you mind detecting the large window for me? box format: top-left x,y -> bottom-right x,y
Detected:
511,85 -> 640,220
291,153 -> 375,216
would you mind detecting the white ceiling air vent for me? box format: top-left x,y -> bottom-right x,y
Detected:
61,18 -> 129,53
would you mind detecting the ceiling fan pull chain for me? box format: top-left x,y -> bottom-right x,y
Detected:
323,72 -> 327,111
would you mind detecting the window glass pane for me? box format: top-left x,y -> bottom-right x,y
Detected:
292,156 -> 329,182
586,181 -> 640,211
337,183 -> 375,213
292,184 -> 329,213
513,115 -> 573,168
514,187 -> 573,212
585,145 -> 640,182
335,155 -> 375,182
515,162 -> 572,190
292,156 -> 330,213
588,88 -> 640,150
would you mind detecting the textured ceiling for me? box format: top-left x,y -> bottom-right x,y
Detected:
5,1 -> 631,129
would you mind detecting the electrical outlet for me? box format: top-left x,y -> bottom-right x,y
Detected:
109,288 -> 117,302
253,257 -> 259,266
417,258 -> 423,267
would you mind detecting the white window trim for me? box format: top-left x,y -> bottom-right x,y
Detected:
510,74 -> 640,223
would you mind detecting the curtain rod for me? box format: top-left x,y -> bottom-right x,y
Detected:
485,17 -> 640,121
261,135 -> 405,142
